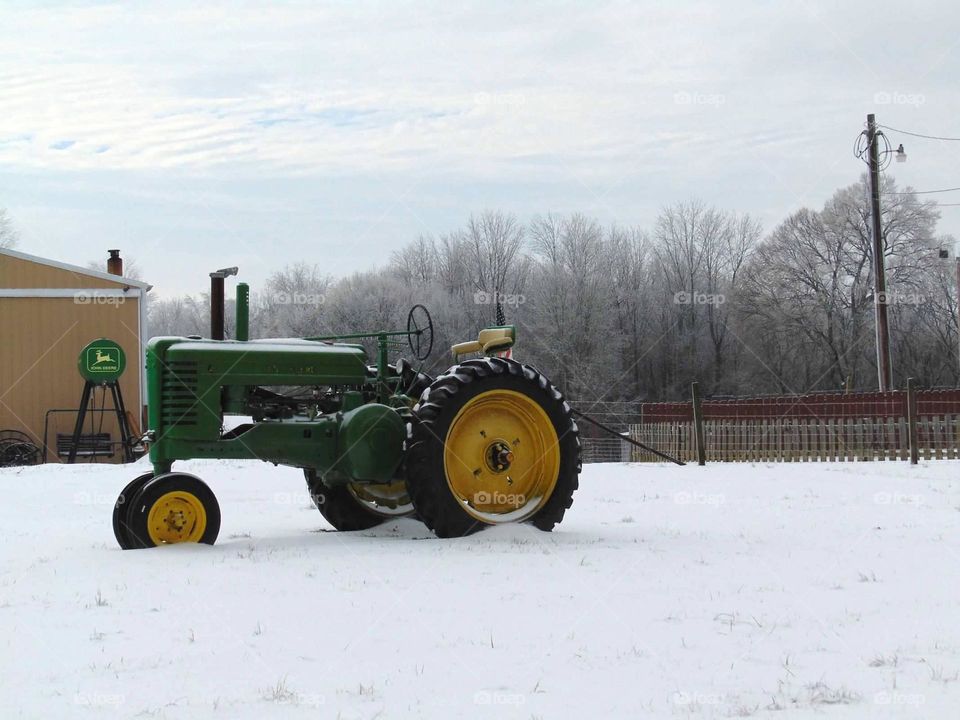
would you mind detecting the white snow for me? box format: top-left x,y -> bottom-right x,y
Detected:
1,458 -> 958,719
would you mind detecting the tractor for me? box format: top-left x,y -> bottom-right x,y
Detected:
112,291 -> 581,548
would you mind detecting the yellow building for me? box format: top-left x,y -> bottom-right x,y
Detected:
0,247 -> 150,462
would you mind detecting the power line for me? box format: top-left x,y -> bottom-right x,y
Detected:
885,186 -> 960,195
878,124 -> 960,142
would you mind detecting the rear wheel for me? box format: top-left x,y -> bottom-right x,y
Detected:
125,473 -> 221,548
304,470 -> 414,531
407,357 -> 580,538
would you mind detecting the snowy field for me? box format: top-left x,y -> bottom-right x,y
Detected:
1,458 -> 958,719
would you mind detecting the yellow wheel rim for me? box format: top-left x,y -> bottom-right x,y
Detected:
146,491 -> 207,544
443,389 -> 560,524
348,480 -> 414,517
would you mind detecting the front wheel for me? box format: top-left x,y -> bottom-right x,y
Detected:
406,357 -> 580,538
112,472 -> 154,549
125,473 -> 221,548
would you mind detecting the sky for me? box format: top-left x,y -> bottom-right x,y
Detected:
1,0 -> 959,297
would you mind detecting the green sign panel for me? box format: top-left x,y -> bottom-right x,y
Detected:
78,338 -> 126,383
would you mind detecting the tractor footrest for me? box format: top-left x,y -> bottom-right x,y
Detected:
57,433 -> 114,458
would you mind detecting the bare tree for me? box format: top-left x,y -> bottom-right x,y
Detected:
391,235 -> 437,285
0,208 -> 19,249
464,211 -> 530,314
527,213 -> 616,396
139,187 -> 952,401
255,263 -> 332,338
147,295 -> 208,337
652,201 -> 756,394
741,176 -> 942,391
608,225 -> 653,399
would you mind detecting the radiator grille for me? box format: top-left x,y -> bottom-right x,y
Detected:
160,361 -> 199,427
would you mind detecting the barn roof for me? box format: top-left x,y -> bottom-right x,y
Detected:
0,247 -> 152,291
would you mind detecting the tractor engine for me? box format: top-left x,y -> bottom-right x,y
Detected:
146,337 -> 406,485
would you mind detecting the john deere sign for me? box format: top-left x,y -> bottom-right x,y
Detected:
79,338 -> 126,383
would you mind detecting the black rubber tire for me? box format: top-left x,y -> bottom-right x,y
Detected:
125,473 -> 221,548
304,470 -> 393,531
406,357 -> 581,538
112,472 -> 154,549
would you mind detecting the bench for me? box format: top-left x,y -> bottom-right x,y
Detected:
56,433 -> 115,458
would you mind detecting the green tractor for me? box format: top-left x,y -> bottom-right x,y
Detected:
112,292 -> 580,548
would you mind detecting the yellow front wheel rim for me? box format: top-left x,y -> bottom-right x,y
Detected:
146,491 -> 208,544
443,389 -> 560,523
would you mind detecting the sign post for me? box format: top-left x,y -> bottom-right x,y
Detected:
66,339 -> 134,463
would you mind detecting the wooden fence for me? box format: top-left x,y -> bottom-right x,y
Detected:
628,385 -> 960,463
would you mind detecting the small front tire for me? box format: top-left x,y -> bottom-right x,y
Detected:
126,473 -> 221,548
112,472 -> 153,549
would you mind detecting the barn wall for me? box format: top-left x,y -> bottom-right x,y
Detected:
0,253 -> 145,463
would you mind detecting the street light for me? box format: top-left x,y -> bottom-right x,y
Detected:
896,143 -> 907,163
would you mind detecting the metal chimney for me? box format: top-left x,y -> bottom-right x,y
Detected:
107,249 -> 123,276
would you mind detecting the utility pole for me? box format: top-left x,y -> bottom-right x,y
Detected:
867,113 -> 893,392
956,257 -> 960,378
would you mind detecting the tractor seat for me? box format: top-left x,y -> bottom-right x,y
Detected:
451,326 -> 515,358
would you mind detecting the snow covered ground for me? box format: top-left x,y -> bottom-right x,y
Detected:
1,458 -> 958,719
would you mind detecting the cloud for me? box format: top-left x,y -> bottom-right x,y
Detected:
0,2 -> 754,177
0,0 -> 959,293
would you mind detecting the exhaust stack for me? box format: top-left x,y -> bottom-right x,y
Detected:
210,266 -> 238,340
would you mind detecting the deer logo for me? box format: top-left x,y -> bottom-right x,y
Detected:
93,349 -> 114,365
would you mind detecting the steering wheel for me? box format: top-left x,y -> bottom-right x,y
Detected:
406,304 -> 434,361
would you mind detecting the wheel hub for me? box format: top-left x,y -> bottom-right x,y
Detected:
163,509 -> 187,533
485,440 -> 514,473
